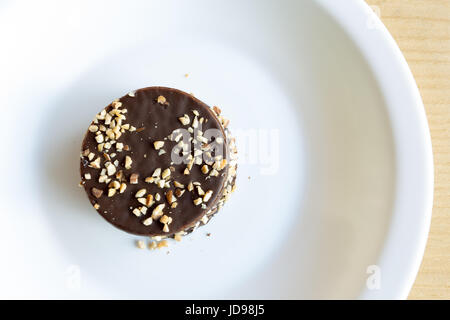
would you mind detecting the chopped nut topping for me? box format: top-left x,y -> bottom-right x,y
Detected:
201,165 -> 209,174
171,202 -> 178,208
91,187 -> 103,199
89,157 -> 101,169
153,141 -> 164,150
157,180 -> 165,188
143,217 -> 153,226
108,188 -> 116,197
161,168 -> 171,180
136,240 -> 145,249
106,163 -> 116,176
173,181 -> 184,188
165,190 -> 176,204
93,203 -> 100,210
157,240 -> 168,248
184,168 -> 190,175
187,182 -> 194,191
193,198 -> 203,206
145,176 -> 154,183
146,194 -> 154,207
155,193 -> 161,201
119,183 -> 127,193
174,234 -> 182,241
203,190 -> 213,202
95,134 -> 104,143
162,224 -> 169,233
175,188 -> 185,198
149,241 -> 157,249
137,198 -> 147,206
157,95 -> 167,105
128,91 -> 136,97
210,169 -> 219,177
152,168 -> 161,177
197,186 -> 205,196
125,155 -> 132,169
151,204 -> 165,220
130,173 -> 139,184
178,114 -> 190,126
109,180 -> 120,189
132,208 -> 142,217
84,173 -> 91,180
213,106 -> 221,115
160,215 -> 170,224
201,215 -> 209,224
135,188 -> 146,198
192,116 -> 199,128
116,142 -> 124,151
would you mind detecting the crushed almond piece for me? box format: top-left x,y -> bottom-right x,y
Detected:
149,241 -> 157,249
178,114 -> 190,126
119,183 -> 127,193
197,186 -> 205,196
137,198 -> 147,206
175,189 -> 185,197
151,204 -> 165,220
201,215 -> 209,224
165,190 -> 176,204
130,173 -> 139,184
174,233 -> 183,241
187,182 -> 194,191
108,188 -> 116,197
155,193 -> 161,201
84,173 -> 91,180
91,187 -> 103,199
173,181 -> 184,188
152,168 -> 161,177
162,224 -> 169,233
132,208 -> 141,217
160,215 -> 170,224
210,169 -> 219,177
146,194 -> 154,207
157,240 -> 168,248
161,168 -> 171,180
143,217 -> 153,226
213,106 -> 221,115
184,168 -> 190,175
106,163 -> 116,176
153,141 -> 164,150
89,157 -> 101,169
109,180 -> 120,189
93,203 -> 100,210
125,155 -> 132,169
193,198 -> 202,206
171,202 -> 178,208
201,165 -> 209,174
136,240 -> 145,249
157,95 -> 167,105
203,190 -> 213,202
95,134 -> 104,143
135,188 -> 146,198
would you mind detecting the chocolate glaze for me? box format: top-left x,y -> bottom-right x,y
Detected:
79,87 -> 231,236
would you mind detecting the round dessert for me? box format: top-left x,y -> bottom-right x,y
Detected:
79,87 -> 237,238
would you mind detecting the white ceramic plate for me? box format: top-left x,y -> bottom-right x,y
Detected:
0,0 -> 433,299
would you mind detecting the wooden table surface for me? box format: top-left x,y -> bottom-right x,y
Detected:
365,0 -> 450,299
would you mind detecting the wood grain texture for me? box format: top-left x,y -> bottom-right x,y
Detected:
365,0 -> 450,299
